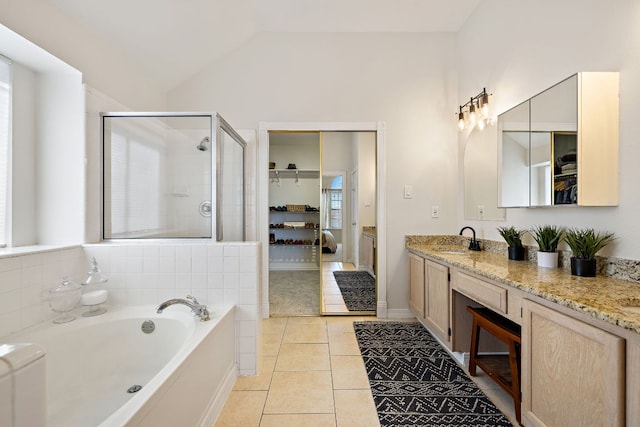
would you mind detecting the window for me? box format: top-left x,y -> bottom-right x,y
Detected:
329,190 -> 343,229
0,55 -> 11,247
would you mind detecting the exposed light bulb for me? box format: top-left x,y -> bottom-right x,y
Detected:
468,102 -> 476,125
481,92 -> 490,118
458,110 -> 465,131
477,118 -> 486,131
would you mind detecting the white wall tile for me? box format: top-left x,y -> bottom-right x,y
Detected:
0,289 -> 20,314
158,257 -> 176,274
191,273 -> 207,289
158,274 -> 176,289
0,257 -> 21,273
143,257 -> 159,274
207,272 -> 224,289
141,288 -> 159,305
126,257 -> 143,274
175,273 -> 192,288
142,274 -> 159,289
223,246 -> 240,257
0,310 -> 21,336
0,269 -> 21,293
21,265 -> 42,288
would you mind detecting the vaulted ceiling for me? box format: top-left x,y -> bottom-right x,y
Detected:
50,0 -> 481,89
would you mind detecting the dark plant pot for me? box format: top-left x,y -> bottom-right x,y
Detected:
508,246 -> 525,261
570,257 -> 597,277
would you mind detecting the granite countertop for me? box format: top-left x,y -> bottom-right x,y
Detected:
363,226 -> 376,238
406,236 -> 640,335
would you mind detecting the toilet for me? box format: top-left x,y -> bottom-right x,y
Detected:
0,343 -> 46,427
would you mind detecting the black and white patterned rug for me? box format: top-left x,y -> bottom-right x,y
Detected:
333,271 -> 376,312
354,321 -> 513,427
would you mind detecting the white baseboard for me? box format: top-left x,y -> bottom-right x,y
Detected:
385,308 -> 415,319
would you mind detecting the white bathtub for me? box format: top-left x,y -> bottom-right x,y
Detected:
1,304 -> 236,427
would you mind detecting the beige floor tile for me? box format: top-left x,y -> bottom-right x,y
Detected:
234,356 -> 277,391
259,414 -> 336,427
264,371 -> 335,414
326,317 -> 358,333
334,389 -> 380,427
275,343 -> 331,371
215,390 -> 267,427
282,322 -> 328,343
263,333 -> 283,356
262,317 -> 288,335
331,355 -> 370,389
328,332 -> 360,355
286,316 -> 327,326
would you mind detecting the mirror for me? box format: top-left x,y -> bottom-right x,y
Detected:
463,125 -> 506,220
498,100 -> 530,207
530,75 -> 577,206
498,75 -> 581,208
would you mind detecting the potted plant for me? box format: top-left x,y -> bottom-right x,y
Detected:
564,228 -> 615,277
497,226 -> 526,260
530,225 -> 564,268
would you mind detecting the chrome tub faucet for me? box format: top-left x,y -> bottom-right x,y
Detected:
157,295 -> 211,321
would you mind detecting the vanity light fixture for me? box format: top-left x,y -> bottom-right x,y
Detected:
457,88 -> 493,132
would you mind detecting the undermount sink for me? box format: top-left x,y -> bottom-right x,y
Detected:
618,298 -> 640,315
436,249 -> 467,255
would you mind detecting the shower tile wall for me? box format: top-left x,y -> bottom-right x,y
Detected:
0,242 -> 261,376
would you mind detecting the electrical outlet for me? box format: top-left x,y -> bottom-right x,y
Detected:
403,185 -> 413,199
431,206 -> 440,218
478,205 -> 485,219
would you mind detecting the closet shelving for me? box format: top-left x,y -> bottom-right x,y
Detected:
269,168 -> 321,270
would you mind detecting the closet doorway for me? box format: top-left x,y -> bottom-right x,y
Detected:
260,123 -> 386,318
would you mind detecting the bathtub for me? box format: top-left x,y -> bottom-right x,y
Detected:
1,304 -> 236,427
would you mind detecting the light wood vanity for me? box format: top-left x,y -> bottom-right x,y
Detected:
407,236 -> 640,427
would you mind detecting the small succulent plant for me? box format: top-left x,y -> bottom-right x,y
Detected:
497,226 -> 525,248
530,225 -> 564,253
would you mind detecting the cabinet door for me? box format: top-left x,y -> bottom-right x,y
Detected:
522,300 -> 625,427
425,260 -> 450,342
408,252 -> 425,320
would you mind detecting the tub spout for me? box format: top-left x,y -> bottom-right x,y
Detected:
156,295 -> 210,321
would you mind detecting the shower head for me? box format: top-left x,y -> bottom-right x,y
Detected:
196,136 -> 210,152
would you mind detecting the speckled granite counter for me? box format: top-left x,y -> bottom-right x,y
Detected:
363,226 -> 376,238
406,235 -> 640,335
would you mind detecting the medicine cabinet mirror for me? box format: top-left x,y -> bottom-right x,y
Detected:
498,72 -> 619,208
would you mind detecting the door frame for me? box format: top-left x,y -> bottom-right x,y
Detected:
258,121 -> 387,319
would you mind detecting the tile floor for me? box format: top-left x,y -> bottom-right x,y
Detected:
214,316 -> 519,427
321,261 -> 356,313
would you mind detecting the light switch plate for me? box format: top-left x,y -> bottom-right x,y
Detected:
431,206 -> 440,218
403,185 -> 413,199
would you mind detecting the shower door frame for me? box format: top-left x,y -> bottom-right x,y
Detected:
100,111 -> 247,241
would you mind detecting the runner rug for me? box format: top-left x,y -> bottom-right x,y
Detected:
354,321 -> 513,426
333,271 -> 376,312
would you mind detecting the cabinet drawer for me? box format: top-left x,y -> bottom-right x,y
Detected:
456,272 -> 507,314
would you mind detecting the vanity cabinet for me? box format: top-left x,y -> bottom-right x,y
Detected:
408,252 -> 450,344
521,299 -> 625,427
499,72 -> 619,207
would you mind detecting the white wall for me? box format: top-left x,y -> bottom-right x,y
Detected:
457,0 -> 640,259
0,0 -> 165,110
11,63 -> 36,246
168,32 -> 459,313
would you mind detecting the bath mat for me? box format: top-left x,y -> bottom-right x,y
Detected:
333,271 -> 376,312
354,321 -> 513,427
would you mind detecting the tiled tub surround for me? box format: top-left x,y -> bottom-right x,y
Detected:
406,235 -> 640,334
0,242 -> 261,376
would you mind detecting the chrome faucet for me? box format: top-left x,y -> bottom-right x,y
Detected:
156,295 -> 210,321
459,226 -> 481,251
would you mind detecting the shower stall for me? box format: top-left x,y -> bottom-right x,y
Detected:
101,112 -> 246,241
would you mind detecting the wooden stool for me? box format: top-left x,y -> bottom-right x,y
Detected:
467,306 -> 522,424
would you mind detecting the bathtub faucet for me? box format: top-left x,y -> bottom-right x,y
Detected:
156,295 -> 210,321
